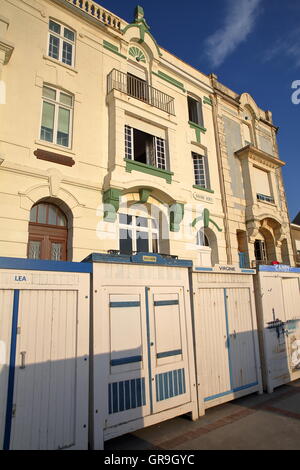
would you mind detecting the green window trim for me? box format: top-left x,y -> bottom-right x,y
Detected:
188,121 -> 207,133
189,121 -> 207,144
103,40 -> 127,59
203,96 -> 213,106
193,185 -> 214,194
124,158 -> 173,184
152,71 -> 186,92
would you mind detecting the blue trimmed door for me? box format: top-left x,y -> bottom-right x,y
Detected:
147,287 -> 191,414
8,289 -> 80,450
197,287 -> 258,404
105,285 -> 191,427
0,289 -> 15,450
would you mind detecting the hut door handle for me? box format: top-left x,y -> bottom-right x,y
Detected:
20,351 -> 26,369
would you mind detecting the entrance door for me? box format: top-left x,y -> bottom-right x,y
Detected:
281,277 -> 300,377
226,288 -> 258,390
8,289 -> 80,450
0,290 -> 14,448
263,276 -> 289,390
196,288 -> 231,402
148,287 -> 191,414
104,285 -> 192,428
28,203 -> 68,261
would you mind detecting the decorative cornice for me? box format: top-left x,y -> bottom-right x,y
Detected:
235,144 -> 285,169
0,38 -> 15,65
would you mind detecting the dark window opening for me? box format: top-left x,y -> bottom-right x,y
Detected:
188,96 -> 204,127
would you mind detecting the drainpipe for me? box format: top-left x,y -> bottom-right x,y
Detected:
210,75 -> 233,265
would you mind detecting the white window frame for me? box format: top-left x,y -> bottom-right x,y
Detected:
124,125 -> 167,170
48,19 -> 76,67
118,210 -> 159,254
40,85 -> 73,149
188,95 -> 204,127
192,152 -> 209,189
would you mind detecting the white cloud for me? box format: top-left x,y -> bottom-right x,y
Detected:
205,0 -> 263,68
263,28 -> 300,68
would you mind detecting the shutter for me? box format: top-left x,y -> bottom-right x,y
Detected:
125,125 -> 133,160
155,137 -> 166,170
254,167 -> 271,197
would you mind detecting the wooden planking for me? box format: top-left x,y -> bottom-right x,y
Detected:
10,290 -> 78,450
226,288 -> 258,390
0,290 -> 14,447
197,288 -> 231,400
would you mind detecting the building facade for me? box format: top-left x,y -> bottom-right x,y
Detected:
291,213 -> 300,267
0,0 -> 295,268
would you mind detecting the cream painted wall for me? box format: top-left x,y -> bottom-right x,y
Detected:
0,0 -> 226,265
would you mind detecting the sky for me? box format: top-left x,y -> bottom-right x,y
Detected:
95,0 -> 300,220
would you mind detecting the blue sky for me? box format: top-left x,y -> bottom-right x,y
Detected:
96,0 -> 300,220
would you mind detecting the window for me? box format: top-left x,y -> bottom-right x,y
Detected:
28,202 -> 68,261
48,20 -> 75,66
188,96 -> 204,127
125,125 -> 167,170
119,213 -> 159,255
254,240 -> 267,263
196,229 -> 209,247
40,86 -> 73,148
192,152 -> 209,189
253,167 -> 274,203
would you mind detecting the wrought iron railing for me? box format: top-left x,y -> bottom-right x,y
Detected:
107,69 -> 175,115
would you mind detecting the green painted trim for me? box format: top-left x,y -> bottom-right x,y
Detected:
203,96 -> 213,106
139,188 -> 152,203
122,7 -> 162,58
189,121 -> 206,143
191,209 -> 222,232
103,188 -> 123,223
152,71 -> 186,92
103,41 -> 127,59
188,121 -> 207,133
124,159 -> 173,184
169,203 -> 185,233
210,219 -> 223,232
203,208 -> 210,228
193,185 -> 215,194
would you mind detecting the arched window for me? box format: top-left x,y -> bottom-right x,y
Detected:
196,229 -> 210,247
28,202 -> 68,261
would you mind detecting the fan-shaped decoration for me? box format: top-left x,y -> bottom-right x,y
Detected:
129,46 -> 146,63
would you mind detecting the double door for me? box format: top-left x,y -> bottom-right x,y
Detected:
263,276 -> 300,391
101,285 -> 192,429
196,287 -> 260,406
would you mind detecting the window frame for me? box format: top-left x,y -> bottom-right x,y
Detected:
40,85 -> 74,149
118,211 -> 159,255
124,125 -> 168,171
188,95 -> 204,128
192,152 -> 210,189
48,19 -> 76,67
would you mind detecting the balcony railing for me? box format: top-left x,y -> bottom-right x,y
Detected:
64,0 -> 125,31
107,69 -> 175,115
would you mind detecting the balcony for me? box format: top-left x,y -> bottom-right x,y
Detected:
64,0 -> 125,31
107,69 -> 175,115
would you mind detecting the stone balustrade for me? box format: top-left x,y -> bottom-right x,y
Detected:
65,0 -> 126,31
